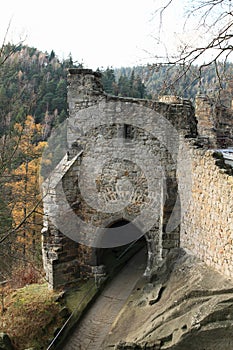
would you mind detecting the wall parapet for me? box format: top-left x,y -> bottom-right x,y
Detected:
180,144 -> 233,278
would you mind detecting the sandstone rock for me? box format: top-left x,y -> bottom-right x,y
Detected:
103,249 -> 233,350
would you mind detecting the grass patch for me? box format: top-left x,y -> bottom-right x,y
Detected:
0,280 -> 98,349
0,283 -> 64,350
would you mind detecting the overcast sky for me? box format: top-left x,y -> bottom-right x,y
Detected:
0,0 -> 187,69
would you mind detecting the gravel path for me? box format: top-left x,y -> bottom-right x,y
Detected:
62,248 -> 147,350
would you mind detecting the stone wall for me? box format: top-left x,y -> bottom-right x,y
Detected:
195,94 -> 233,147
180,145 -> 233,277
42,68 -> 233,290
42,69 -> 197,289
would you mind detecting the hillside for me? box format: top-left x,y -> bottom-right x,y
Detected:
1,44 -> 233,138
114,63 -> 233,105
0,44 -> 75,138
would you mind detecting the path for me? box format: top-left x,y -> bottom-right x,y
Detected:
62,248 -> 147,350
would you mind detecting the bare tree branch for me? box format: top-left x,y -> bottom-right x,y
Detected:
149,0 -> 233,96
0,196 -> 44,245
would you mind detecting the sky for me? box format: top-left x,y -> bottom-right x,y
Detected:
0,0 -> 188,69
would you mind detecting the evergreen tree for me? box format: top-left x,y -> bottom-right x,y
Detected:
118,74 -> 131,97
101,67 -> 116,94
49,50 -> 55,62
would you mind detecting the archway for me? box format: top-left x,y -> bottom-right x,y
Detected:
95,219 -> 147,274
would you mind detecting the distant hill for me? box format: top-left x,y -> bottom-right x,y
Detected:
0,43 -> 78,138
1,43 -> 233,140
114,63 -> 233,106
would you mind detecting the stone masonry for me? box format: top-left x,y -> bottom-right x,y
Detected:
180,147 -> 233,277
42,68 -> 233,290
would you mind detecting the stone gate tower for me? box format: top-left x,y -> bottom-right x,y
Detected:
42,69 -> 197,289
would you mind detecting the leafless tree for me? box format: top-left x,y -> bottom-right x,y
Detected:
0,20 -> 24,66
150,0 -> 233,91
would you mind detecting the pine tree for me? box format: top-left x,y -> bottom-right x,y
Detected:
101,67 -> 116,94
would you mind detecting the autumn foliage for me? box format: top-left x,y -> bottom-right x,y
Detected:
3,115 -> 47,276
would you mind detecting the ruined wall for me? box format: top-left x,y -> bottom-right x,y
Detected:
195,94 -> 233,147
180,146 -> 233,277
215,104 -> 233,147
181,94 -> 233,277
42,69 -> 197,289
195,94 -> 217,147
42,69 -> 233,290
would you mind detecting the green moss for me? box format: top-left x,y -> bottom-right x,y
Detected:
65,279 -> 96,313
0,283 -> 64,350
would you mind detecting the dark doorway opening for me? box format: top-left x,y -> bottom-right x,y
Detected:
96,220 -> 146,274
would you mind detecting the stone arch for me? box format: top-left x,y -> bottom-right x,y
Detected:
94,218 -> 147,275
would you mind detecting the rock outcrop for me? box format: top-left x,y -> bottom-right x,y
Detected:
103,248 -> 233,349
